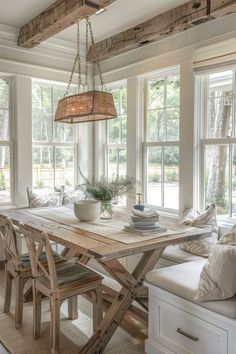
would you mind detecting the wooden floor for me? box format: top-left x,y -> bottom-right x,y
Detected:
0,262 -> 145,354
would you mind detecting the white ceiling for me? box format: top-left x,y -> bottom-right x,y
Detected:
0,0 -> 188,43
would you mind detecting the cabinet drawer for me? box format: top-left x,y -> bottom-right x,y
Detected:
153,300 -> 227,354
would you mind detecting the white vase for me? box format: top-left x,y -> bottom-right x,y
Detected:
74,200 -> 100,222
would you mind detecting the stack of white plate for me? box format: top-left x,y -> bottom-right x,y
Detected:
124,209 -> 167,235
130,214 -> 160,229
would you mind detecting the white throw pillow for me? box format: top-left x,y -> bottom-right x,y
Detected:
55,185 -> 86,205
195,225 -> 236,301
27,188 -> 63,208
179,203 -> 218,257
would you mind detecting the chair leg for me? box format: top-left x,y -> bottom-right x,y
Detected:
68,296 -> 78,320
32,281 -> 42,339
15,276 -> 24,329
50,298 -> 61,354
3,269 -> 12,313
92,285 -> 103,332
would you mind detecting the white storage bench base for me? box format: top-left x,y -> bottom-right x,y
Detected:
144,261 -> 236,354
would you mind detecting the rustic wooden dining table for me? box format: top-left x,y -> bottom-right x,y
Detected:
2,206 -> 211,354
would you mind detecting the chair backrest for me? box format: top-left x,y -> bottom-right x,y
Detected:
0,214 -> 20,266
19,223 -> 59,291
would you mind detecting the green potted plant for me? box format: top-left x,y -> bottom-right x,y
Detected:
84,176 -> 136,219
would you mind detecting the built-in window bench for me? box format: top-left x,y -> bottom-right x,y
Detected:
144,260 -> 236,354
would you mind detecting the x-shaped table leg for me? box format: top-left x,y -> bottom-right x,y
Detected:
79,247 -> 165,354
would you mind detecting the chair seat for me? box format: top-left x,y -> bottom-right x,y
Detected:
57,262 -> 98,285
145,260 -> 236,319
20,252 -> 64,268
161,245 -> 206,264
40,261 -> 103,288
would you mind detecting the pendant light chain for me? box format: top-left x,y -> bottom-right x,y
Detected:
84,18 -> 90,91
192,0 -> 201,9
55,16 -> 117,124
64,18 -> 105,97
64,20 -> 82,97
64,53 -> 78,97
77,20 -> 83,93
88,19 -> 105,91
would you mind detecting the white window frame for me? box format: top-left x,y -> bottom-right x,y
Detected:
32,79 -> 78,191
199,69 -> 236,219
0,77 -> 14,205
104,80 -> 127,179
143,68 -> 180,213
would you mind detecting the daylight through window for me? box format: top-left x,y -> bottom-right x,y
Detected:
200,70 -> 236,217
32,80 -> 76,194
144,71 -> 180,210
0,79 -> 12,204
105,82 -> 127,179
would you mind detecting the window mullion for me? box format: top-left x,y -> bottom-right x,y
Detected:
232,71 -> 236,138
143,143 -> 148,205
229,143 -> 233,217
116,147 -> 119,178
202,138 -> 236,145
144,141 -> 179,147
51,86 -> 54,143
104,145 -> 108,177
144,79 -> 148,143
120,89 -> 122,144
164,76 -> 167,141
161,146 -> 164,208
0,141 -> 11,146
199,140 -> 205,211
53,145 -> 56,189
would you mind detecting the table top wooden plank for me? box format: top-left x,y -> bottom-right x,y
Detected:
18,209 -> 116,245
1,208 -> 212,260
88,228 -> 211,260
3,209 -> 111,257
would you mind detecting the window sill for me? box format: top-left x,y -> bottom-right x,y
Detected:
0,204 -> 16,211
217,216 -> 236,228
0,205 -> 28,211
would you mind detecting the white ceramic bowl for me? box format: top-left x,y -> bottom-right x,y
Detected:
74,200 -> 100,222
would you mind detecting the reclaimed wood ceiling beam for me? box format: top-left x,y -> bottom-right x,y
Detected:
87,0 -> 236,62
18,0 -> 116,48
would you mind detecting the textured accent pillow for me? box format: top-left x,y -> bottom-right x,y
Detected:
55,185 -> 86,205
27,188 -> 63,208
218,225 -> 236,245
195,226 -> 236,301
179,203 -> 218,257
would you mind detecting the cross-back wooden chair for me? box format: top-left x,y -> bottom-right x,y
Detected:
19,223 -> 103,354
0,214 -> 70,329
0,214 -> 32,329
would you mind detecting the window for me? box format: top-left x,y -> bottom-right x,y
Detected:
105,82 -> 127,179
0,79 -> 13,204
144,71 -> 180,210
199,69 -> 236,217
32,80 -> 77,193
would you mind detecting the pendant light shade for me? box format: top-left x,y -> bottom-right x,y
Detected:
55,90 -> 117,123
54,18 -> 117,124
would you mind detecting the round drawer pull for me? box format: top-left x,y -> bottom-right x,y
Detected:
177,328 -> 199,342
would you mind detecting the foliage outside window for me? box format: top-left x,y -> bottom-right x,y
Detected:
0,79 -> 12,204
144,71 -> 180,210
200,70 -> 236,217
32,81 -> 76,194
105,82 -> 127,179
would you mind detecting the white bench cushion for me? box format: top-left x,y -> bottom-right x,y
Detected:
145,260 -> 236,319
161,245 -> 205,264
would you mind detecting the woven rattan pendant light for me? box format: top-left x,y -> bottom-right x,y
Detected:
54,18 -> 117,124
